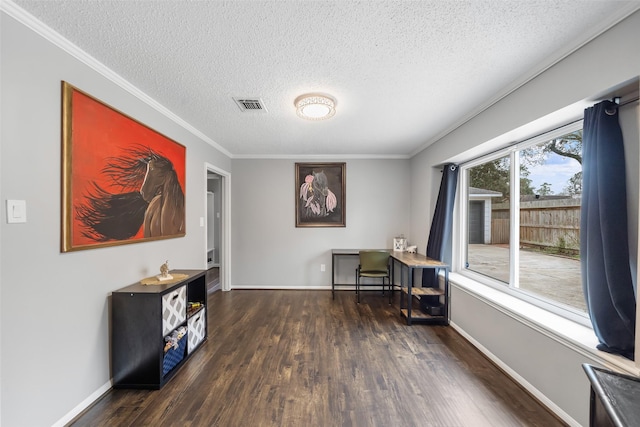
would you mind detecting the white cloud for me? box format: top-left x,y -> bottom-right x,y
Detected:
526,158 -> 581,194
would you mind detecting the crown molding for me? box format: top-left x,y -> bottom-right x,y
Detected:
411,4 -> 640,158
1,0 -> 233,158
232,153 -> 411,160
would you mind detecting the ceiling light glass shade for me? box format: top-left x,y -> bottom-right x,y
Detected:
295,94 -> 336,120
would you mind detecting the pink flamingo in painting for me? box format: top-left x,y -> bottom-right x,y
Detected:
299,171 -> 337,218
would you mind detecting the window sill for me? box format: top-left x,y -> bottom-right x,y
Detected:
449,272 -> 638,376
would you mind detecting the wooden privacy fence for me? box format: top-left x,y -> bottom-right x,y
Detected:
491,198 -> 581,254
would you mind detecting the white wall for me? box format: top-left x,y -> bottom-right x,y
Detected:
0,12 -> 231,427
231,158 -> 411,288
410,10 -> 640,427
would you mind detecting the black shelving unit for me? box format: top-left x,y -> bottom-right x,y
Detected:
112,269 -> 207,389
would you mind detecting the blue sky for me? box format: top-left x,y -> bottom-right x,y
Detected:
526,153 -> 582,195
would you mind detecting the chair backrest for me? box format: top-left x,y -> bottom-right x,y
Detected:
359,250 -> 390,274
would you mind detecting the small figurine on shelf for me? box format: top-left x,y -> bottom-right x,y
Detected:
157,260 -> 173,281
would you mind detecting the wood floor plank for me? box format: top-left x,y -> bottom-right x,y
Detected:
71,290 -> 566,427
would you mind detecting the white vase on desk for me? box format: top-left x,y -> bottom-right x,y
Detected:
393,237 -> 407,252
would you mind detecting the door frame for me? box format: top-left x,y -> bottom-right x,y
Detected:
205,163 -> 231,291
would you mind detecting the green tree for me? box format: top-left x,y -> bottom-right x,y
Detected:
520,129 -> 583,196
520,130 -> 582,167
550,130 -> 582,196
468,157 -> 535,202
520,168 -> 535,196
563,171 -> 583,196
537,182 -> 553,196
545,130 -> 582,165
469,158 -> 510,201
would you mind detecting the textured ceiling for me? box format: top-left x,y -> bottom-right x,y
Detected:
8,1 -> 640,157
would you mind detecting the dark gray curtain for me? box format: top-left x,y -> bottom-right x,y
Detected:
581,100 -> 635,360
422,164 -> 458,289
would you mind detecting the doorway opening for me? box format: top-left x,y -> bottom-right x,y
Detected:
205,163 -> 231,292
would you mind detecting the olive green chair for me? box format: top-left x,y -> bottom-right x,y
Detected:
356,250 -> 391,304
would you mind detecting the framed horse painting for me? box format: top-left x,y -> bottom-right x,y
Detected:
61,82 -> 186,252
295,162 -> 346,227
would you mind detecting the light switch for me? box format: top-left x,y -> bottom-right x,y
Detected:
7,200 -> 27,223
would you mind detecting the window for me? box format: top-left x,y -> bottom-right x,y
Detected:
462,122 -> 586,319
466,155 -> 510,282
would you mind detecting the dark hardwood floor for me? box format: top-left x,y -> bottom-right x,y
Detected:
71,290 -> 566,426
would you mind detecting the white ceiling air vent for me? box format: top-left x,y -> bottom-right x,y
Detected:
233,97 -> 267,113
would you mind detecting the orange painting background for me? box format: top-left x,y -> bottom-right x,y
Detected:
70,89 -> 186,247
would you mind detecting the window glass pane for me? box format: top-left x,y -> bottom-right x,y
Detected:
466,156 -> 510,284
518,130 -> 584,312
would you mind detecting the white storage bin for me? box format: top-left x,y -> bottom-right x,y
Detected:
162,285 -> 186,336
188,307 -> 206,353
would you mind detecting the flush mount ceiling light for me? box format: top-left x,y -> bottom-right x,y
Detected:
294,93 -> 336,120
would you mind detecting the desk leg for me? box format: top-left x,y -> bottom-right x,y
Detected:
388,258 -> 395,305
332,253 -> 336,299
398,262 -> 405,315
407,267 -> 413,325
444,267 -> 449,325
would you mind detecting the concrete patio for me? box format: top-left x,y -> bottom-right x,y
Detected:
467,244 -> 585,312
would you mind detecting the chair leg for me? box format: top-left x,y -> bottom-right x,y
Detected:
355,268 -> 360,303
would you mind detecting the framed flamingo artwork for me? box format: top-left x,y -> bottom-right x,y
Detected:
295,162 -> 346,227
61,81 -> 186,252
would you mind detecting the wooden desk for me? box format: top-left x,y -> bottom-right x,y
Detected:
331,249 -> 449,325
391,251 -> 449,325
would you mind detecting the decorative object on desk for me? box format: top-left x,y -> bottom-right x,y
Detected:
157,260 -> 173,281
140,273 -> 189,285
295,162 -> 346,227
406,245 -> 417,253
61,82 -> 186,253
393,235 -> 407,251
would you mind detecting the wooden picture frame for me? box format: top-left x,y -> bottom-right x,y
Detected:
61,81 -> 186,252
295,162 -> 346,227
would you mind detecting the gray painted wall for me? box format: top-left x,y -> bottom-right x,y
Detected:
231,159 -> 411,288
1,12 -> 231,427
410,11 -> 640,426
